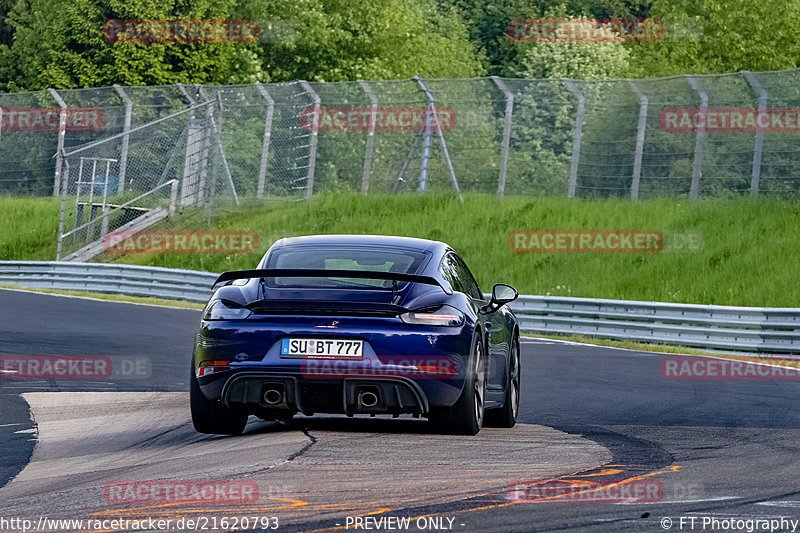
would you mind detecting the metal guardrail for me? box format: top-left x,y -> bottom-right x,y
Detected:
512,295 -> 800,354
1,261 -> 799,354
0,261 -> 217,304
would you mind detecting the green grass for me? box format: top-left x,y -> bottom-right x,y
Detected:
0,196 -> 62,260
3,192 -> 800,306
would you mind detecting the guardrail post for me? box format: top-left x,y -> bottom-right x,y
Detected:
49,89 -> 68,197
413,75 -> 462,202
563,80 -> 584,198
358,80 -> 378,196
492,76 -> 514,200
113,85 -> 132,195
627,80 -> 648,201
742,70 -> 767,196
299,80 -> 320,201
686,76 -> 707,201
255,83 -> 275,200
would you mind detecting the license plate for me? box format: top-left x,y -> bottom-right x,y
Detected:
281,338 -> 363,359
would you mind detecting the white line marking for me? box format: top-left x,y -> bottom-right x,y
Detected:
757,501 -> 800,508
0,287 -> 202,311
615,496 -> 739,505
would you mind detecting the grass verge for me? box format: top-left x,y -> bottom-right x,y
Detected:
3,192 -> 800,306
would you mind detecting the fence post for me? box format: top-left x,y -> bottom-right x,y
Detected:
686,76 -> 707,200
742,70 -> 767,196
169,179 -> 179,216
112,85 -> 132,195
627,80 -> 648,201
358,80 -> 378,196
299,80 -> 320,201
177,83 -> 199,206
491,76 -> 514,200
413,76 -> 462,201
49,89 -> 68,197
255,83 -> 275,200
414,76 -> 434,192
204,89 -> 239,205
55,155 -> 70,260
563,80 -> 584,198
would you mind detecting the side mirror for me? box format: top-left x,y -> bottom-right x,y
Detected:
481,283 -> 518,313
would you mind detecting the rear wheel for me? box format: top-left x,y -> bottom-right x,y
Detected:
190,364 -> 248,436
429,333 -> 485,435
485,336 -> 520,428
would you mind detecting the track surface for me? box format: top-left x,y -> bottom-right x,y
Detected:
2,288 -> 800,532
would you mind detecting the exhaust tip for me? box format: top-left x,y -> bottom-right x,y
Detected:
359,391 -> 379,408
263,389 -> 284,405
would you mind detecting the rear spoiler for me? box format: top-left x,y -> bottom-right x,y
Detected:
213,269 -> 451,294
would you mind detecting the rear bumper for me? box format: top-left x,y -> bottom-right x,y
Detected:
221,372 -> 430,416
194,316 -> 473,411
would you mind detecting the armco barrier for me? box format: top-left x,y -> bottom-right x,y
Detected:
513,295 -> 800,354
1,261 -> 798,354
0,261 -> 216,303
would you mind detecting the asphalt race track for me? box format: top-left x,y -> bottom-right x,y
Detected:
2,287 -> 800,532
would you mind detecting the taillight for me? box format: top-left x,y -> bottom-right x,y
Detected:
415,364 -> 457,374
196,360 -> 231,377
400,307 -> 464,326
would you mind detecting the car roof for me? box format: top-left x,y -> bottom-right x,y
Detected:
270,234 -> 449,255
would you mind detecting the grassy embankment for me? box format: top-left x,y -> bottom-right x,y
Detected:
1,193 -> 798,307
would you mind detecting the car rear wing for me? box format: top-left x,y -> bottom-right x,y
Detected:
212,269 -> 452,294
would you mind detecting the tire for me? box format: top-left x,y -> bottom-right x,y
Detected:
428,332 -> 485,435
485,336 -> 520,428
190,363 -> 248,436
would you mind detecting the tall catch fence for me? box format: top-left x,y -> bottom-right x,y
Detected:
0,69 -> 798,259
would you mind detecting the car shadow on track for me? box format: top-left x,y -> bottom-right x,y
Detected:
243,415 -> 434,436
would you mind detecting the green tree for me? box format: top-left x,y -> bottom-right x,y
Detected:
255,0 -> 482,82
0,0 -> 263,90
627,0 -> 800,77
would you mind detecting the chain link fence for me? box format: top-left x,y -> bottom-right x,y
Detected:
1,69 -> 799,258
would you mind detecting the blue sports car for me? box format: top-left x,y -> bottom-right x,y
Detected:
191,235 -> 520,435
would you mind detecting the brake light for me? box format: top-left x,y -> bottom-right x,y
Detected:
400,307 -> 464,326
415,364 -> 457,374
196,360 -> 231,377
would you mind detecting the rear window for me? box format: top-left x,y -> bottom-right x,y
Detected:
264,246 -> 427,289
